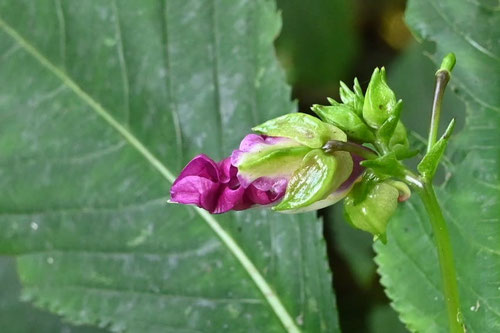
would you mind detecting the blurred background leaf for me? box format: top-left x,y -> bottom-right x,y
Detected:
275,0 -> 358,89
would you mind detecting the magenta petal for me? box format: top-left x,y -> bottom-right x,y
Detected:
335,153 -> 365,193
213,185 -> 246,214
172,154 -> 219,186
218,157 -> 234,184
231,134 -> 294,167
238,134 -> 288,151
251,177 -> 287,192
170,176 -> 219,212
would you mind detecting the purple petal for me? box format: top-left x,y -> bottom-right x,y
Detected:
170,154 -> 245,214
172,154 -> 219,186
212,185 -> 246,214
170,153 -> 288,214
218,157 -> 235,184
239,134 -> 290,151
170,176 -> 220,212
231,134 -> 296,168
244,183 -> 286,206
335,153 -> 365,193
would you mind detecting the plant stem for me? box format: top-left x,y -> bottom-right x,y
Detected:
323,140 -> 378,160
416,181 -> 464,333
427,53 -> 455,152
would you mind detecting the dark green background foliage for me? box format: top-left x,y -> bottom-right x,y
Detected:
0,0 -> 498,332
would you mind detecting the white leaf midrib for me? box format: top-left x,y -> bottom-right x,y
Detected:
0,17 -> 300,333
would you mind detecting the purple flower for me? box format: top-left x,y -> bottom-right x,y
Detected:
170,153 -> 287,214
170,134 -> 366,214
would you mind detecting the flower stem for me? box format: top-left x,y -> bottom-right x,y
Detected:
323,140 -> 378,160
415,181 -> 464,333
427,53 -> 455,152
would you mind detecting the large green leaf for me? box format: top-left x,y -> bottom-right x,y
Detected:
0,1 -> 339,332
375,1 -> 500,332
0,257 -> 106,333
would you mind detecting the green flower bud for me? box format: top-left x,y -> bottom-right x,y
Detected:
363,67 -> 397,129
344,180 -> 409,242
311,103 -> 375,143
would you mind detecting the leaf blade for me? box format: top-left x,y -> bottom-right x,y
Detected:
0,1 -> 339,332
376,1 -> 500,332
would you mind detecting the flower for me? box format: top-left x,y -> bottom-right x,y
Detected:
170,114 -> 366,214
169,152 -> 287,214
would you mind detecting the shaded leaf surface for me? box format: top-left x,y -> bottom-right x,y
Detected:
0,257 -> 107,333
0,1 -> 339,332
375,1 -> 500,332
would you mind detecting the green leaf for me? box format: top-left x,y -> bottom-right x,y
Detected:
0,257 -> 107,333
253,112 -> 346,148
417,119 -> 455,180
360,153 -> 406,179
376,1 -> 500,332
274,149 -> 338,211
0,1 -> 339,332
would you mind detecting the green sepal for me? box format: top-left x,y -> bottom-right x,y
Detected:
273,149 -> 351,211
311,104 -> 375,143
417,119 -> 455,180
237,145 -> 312,184
376,100 -> 403,146
346,170 -> 380,205
393,144 -> 419,160
360,152 -> 406,179
252,113 -> 346,148
389,122 -> 410,151
362,67 -> 397,129
385,179 -> 412,202
344,181 -> 401,243
338,78 -> 364,114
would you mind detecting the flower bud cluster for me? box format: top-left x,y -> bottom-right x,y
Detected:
170,67 -> 414,241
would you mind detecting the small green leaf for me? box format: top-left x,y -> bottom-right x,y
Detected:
253,113 -> 346,148
417,119 -> 455,180
361,153 -> 406,179
311,104 -> 375,142
274,149 -> 341,211
376,100 -> 403,145
363,67 -> 397,129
